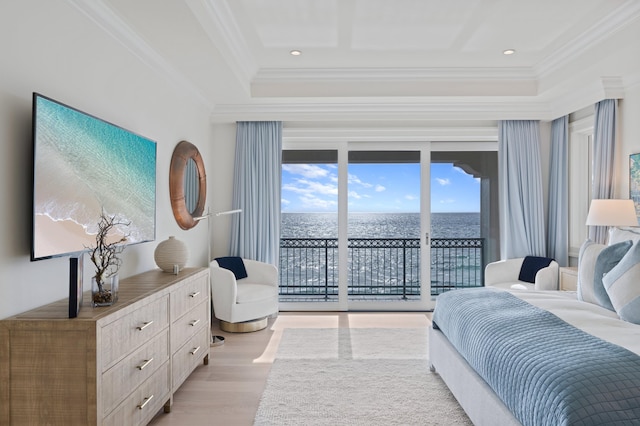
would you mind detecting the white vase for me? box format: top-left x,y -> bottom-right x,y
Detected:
154,236 -> 188,273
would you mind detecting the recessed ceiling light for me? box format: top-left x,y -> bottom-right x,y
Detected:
290,50 -> 302,56
503,49 -> 516,55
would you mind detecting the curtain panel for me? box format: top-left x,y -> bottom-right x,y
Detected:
230,121 -> 282,265
589,99 -> 618,244
547,116 -> 569,266
498,120 -> 546,259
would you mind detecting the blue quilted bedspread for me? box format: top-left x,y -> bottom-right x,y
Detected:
432,288 -> 640,426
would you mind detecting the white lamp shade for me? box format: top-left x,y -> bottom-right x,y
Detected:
585,199 -> 638,227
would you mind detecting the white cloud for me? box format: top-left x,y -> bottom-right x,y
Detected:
349,191 -> 362,199
405,194 -> 417,200
281,198 -> 290,205
282,164 -> 329,178
348,173 -> 373,188
440,199 -> 456,204
299,195 -> 337,210
436,178 -> 451,186
283,179 -> 337,196
375,185 -> 386,192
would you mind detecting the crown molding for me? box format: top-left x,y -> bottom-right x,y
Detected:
251,67 -> 538,97
253,67 -> 537,83
283,126 -> 498,143
185,0 -> 257,94
548,77 -> 625,120
66,0 -> 213,110
210,99 -> 551,123
536,0 -> 640,78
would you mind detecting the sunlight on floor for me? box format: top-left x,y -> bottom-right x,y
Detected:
252,312 -> 431,364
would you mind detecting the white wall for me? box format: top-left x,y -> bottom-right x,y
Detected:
0,1 -> 214,318
617,83 -> 640,198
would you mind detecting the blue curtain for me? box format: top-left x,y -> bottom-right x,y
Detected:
230,121 -> 282,265
589,99 -> 618,244
498,120 -> 546,258
547,116 -> 569,266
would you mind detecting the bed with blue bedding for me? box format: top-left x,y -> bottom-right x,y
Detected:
430,287 -> 640,426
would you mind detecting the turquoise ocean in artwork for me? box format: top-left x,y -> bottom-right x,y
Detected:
34,96 -> 156,257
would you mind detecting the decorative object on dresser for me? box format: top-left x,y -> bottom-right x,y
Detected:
0,267 -> 210,426
169,140 -> 206,231
87,210 -> 130,307
154,236 -> 188,274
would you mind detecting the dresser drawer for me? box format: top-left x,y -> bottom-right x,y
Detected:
170,272 -> 209,321
172,327 -> 209,391
103,361 -> 170,426
102,330 -> 170,416
101,295 -> 169,370
171,300 -> 209,352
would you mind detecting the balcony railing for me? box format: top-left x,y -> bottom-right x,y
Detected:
279,237 -> 484,301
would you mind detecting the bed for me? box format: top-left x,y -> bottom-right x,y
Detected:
430,228 -> 640,426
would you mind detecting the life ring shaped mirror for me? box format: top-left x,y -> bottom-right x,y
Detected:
169,140 -> 206,230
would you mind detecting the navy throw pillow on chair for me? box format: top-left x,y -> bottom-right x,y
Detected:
215,256 -> 248,280
518,256 -> 554,284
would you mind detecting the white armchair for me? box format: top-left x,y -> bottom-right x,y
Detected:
210,258 -> 279,332
485,257 -> 559,291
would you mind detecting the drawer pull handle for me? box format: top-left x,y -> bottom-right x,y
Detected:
189,291 -> 201,298
136,321 -> 154,331
189,319 -> 200,327
190,346 -> 201,356
136,358 -> 154,370
137,394 -> 154,410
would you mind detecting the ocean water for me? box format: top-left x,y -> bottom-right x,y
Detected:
281,212 -> 480,239
33,96 -> 156,257
280,212 -> 483,297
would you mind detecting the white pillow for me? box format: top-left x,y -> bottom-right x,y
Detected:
602,241 -> 640,324
577,240 -> 606,305
609,227 -> 640,246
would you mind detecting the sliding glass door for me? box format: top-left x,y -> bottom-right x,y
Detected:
279,141 -> 498,312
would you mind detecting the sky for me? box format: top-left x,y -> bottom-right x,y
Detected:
281,162 -> 480,213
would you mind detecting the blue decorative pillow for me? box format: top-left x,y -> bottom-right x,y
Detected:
593,240 -> 633,311
518,256 -> 554,284
603,242 -> 640,324
215,256 -> 248,280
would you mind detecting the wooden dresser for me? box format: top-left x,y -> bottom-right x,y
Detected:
0,267 -> 210,426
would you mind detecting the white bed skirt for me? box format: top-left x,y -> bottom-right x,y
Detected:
429,327 -> 521,426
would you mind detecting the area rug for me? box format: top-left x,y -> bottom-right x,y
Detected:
254,328 -> 471,426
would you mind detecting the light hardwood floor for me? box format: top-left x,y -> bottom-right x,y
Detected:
148,312 -> 432,426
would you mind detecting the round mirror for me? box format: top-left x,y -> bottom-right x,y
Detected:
169,141 -> 206,230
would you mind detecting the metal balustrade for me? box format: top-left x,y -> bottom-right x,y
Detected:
279,237 -> 484,301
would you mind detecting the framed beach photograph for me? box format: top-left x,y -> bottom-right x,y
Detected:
629,153 -> 640,224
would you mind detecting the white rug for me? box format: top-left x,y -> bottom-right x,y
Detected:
254,328 -> 471,426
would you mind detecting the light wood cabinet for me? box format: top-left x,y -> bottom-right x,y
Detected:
0,267 -> 210,426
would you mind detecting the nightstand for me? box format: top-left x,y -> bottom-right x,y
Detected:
559,266 -> 578,291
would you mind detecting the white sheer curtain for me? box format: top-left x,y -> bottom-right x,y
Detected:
230,121 -> 282,265
589,99 -> 618,244
498,120 -> 546,259
547,116 -> 569,266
